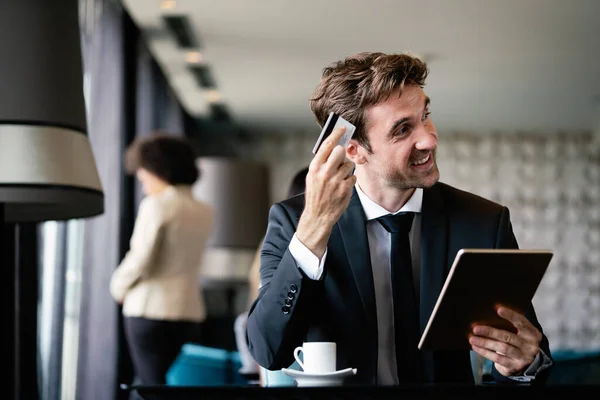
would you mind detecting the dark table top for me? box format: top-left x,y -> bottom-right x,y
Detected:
123,383 -> 600,400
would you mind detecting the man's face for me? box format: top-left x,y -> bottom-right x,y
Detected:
358,84 -> 440,190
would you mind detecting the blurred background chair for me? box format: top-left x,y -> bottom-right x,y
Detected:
260,361 -> 301,387
166,343 -> 248,386
546,349 -> 600,384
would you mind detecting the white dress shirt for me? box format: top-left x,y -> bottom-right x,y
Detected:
289,185 -> 422,384
288,184 -> 550,384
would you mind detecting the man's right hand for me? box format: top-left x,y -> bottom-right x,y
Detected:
296,126 -> 357,259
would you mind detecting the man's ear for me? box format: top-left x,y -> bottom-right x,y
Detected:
346,139 -> 367,165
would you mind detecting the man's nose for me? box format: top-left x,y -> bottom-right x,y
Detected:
414,124 -> 438,151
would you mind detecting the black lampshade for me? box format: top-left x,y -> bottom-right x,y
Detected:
193,157 -> 270,248
0,0 -> 103,222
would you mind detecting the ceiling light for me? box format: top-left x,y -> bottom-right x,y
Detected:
160,0 -> 176,10
206,90 -> 222,103
185,51 -> 203,64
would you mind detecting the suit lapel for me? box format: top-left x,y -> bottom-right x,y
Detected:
419,184 -> 449,334
336,184 -> 450,382
337,189 -> 378,335
336,185 -> 449,335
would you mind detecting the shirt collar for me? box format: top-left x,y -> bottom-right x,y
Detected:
355,184 -> 423,221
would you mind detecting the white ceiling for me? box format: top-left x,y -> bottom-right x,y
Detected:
122,0 -> 600,134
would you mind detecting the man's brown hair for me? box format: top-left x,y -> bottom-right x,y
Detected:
125,132 -> 199,185
310,52 -> 429,152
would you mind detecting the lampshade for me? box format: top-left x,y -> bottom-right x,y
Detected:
0,0 -> 103,222
193,157 -> 270,248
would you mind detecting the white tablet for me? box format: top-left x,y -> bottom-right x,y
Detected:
418,249 -> 553,351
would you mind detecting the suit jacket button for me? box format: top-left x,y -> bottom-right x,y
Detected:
287,292 -> 295,300
290,284 -> 298,293
285,298 -> 292,306
282,306 -> 290,314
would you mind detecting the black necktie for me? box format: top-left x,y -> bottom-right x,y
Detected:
376,212 -> 422,383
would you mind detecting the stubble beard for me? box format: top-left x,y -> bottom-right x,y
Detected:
386,154 -> 440,191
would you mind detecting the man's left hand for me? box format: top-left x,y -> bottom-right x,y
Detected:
469,306 -> 542,377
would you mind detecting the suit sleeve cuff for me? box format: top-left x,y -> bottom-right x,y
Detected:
505,349 -> 553,382
288,234 -> 327,280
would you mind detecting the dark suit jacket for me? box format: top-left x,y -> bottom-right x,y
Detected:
246,182 -> 552,385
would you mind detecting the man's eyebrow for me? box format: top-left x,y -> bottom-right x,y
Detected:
386,97 -> 431,138
387,117 -> 410,138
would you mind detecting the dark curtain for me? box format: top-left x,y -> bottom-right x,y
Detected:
136,42 -> 184,135
75,1 -> 190,399
76,1 -> 127,399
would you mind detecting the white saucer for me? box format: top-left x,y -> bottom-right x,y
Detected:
281,367 -> 357,387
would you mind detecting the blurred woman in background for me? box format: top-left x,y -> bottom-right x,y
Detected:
110,133 -> 214,392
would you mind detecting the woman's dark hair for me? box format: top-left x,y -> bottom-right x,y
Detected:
287,167 -> 309,198
124,133 -> 199,185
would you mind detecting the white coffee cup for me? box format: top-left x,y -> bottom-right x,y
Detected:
293,342 -> 336,374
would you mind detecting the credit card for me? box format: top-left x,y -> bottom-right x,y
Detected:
312,112 -> 356,154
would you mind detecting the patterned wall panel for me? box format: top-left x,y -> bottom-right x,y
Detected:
247,131 -> 600,351
437,132 -> 600,351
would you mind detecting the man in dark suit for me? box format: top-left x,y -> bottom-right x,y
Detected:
246,52 -> 553,385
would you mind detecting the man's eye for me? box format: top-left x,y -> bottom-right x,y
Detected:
422,111 -> 431,122
397,126 -> 409,136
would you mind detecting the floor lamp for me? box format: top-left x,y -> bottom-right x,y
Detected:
0,1 -> 103,399
193,157 -> 270,382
